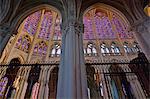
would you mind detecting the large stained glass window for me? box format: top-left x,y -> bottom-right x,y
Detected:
83,7 -> 139,57
15,9 -> 62,56
94,11 -> 116,39
83,9 -> 134,40
83,13 -> 95,40
24,11 -> 42,35
38,11 -> 53,40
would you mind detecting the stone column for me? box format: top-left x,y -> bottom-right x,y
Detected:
133,18 -> 150,59
56,20 -> 88,99
0,25 -> 12,57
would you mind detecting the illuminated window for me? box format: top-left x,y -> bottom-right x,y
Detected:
53,17 -> 61,40
24,11 -> 41,35
86,43 -> 97,56
100,43 -> 110,56
94,11 -> 116,39
33,41 -> 47,55
111,42 -> 120,55
38,11 -> 53,40
0,77 -> 8,96
123,42 -> 131,54
16,35 -> 30,52
50,43 -> 61,57
83,15 -> 95,40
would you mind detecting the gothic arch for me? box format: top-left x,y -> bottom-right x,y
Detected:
83,3 -> 131,28
7,54 -> 25,64
11,4 -> 62,36
48,66 -> 59,99
81,2 -> 134,24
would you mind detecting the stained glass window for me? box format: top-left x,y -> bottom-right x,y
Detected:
38,11 -> 53,40
24,11 -> 41,35
16,35 -> 30,52
94,12 -> 116,39
33,41 -> 47,55
83,9 -> 133,40
110,42 -> 120,55
112,14 -> 129,39
83,15 -> 95,40
0,77 -> 8,96
53,17 -> 61,40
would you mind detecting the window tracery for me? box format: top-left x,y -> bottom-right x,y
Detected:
38,11 -> 53,40
94,11 -> 116,39
33,41 -> 47,55
83,15 -> 95,40
16,35 -> 31,52
24,11 -> 42,35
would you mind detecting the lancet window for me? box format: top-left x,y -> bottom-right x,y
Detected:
24,11 -> 41,35
86,43 -> 97,56
50,43 -> 61,57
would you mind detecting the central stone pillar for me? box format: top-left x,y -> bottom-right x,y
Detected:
133,18 -> 150,59
56,20 -> 88,99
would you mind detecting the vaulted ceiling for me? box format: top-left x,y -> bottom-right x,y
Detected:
0,0 -> 148,28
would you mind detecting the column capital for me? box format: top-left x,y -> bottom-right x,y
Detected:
61,20 -> 84,36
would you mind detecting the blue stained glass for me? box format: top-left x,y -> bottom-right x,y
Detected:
38,12 -> 53,40
24,11 -> 42,35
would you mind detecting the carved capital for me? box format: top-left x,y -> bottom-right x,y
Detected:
61,20 -> 84,36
